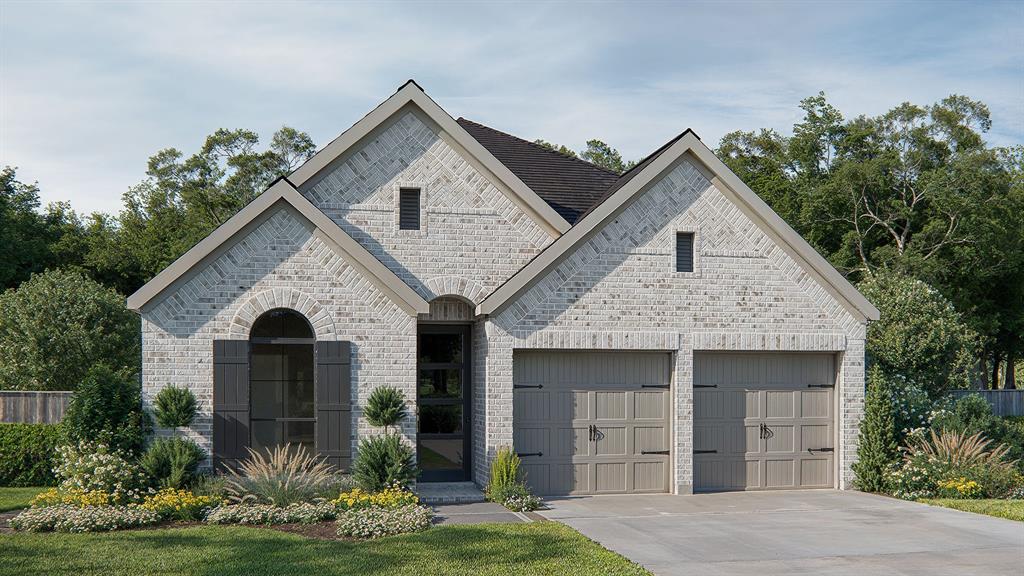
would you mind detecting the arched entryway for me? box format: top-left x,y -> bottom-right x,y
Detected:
249,308 -> 316,455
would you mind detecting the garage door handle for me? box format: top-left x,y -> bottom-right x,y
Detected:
517,452 -> 543,458
808,447 -> 834,453
694,450 -> 717,454
641,450 -> 669,455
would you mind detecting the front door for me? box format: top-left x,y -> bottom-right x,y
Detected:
417,324 -> 471,482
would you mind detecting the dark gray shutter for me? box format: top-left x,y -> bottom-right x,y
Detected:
676,232 -> 694,273
316,341 -> 352,471
213,340 -> 249,472
398,188 -> 420,230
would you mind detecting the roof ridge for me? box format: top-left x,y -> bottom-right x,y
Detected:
457,117 -> 622,177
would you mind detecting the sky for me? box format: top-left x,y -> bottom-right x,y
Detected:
1,1 -> 1022,215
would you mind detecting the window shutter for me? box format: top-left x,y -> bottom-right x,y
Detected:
676,232 -> 694,273
398,188 -> 421,230
213,340 -> 249,472
315,341 -> 353,471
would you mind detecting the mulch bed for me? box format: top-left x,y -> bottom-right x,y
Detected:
256,521 -> 348,540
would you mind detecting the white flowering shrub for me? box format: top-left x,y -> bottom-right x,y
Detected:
9,505 -> 159,533
501,492 -> 542,513
205,500 -> 338,525
54,441 -> 149,504
336,504 -> 433,538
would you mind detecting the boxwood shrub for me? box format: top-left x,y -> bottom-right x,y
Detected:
0,423 -> 62,486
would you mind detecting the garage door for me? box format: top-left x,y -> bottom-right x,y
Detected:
693,353 -> 835,492
513,351 -> 671,496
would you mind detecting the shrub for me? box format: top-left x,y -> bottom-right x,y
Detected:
935,477 -> 983,499
31,487 -> 113,507
932,395 -> 1024,467
0,423 -> 61,486
225,444 -> 337,506
9,504 -> 159,533
152,386 -> 197,428
53,441 -> 149,504
0,268 -> 140,392
364,387 -> 407,431
139,488 -> 216,520
205,501 -> 338,525
140,437 -> 206,489
62,364 -> 150,454
336,504 -> 433,538
854,368 -> 899,492
485,446 -> 542,511
351,434 -> 417,492
858,271 -> 978,396
333,486 -> 419,510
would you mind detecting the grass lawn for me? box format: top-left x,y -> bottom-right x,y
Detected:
0,522 -> 652,576
921,499 -> 1024,522
0,487 -> 46,512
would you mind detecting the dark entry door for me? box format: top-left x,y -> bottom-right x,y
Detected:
417,324 -> 471,482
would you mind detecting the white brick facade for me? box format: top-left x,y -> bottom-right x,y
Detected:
139,105 -> 868,493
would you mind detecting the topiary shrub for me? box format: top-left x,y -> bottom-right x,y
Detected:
152,386 -> 197,429
0,268 -> 140,391
0,423 -> 62,486
853,368 -> 899,492
140,437 -> 207,489
363,387 -> 407,432
62,364 -> 150,455
351,434 -> 417,492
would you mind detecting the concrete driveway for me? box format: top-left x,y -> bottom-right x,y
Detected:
539,490 -> 1024,576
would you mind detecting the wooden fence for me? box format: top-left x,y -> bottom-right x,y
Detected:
0,391 -> 73,424
948,389 -> 1024,417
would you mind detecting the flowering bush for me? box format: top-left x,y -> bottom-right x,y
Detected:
205,500 -> 338,525
936,477 -> 982,499
9,504 -> 159,533
336,504 -> 433,539
333,485 -> 419,510
501,491 -> 542,513
140,488 -> 216,521
31,488 -> 113,508
54,441 -> 149,504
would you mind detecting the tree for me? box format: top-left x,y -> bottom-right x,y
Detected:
533,139 -> 578,158
853,367 -> 899,492
858,270 -> 978,396
0,269 -> 140,391
581,139 -> 635,173
0,168 -> 62,290
62,364 -> 150,454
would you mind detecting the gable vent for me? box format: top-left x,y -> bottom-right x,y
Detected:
399,188 -> 421,230
676,232 -> 694,273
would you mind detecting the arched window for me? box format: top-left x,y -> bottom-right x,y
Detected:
249,309 -> 315,455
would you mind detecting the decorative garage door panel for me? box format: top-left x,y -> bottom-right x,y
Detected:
513,352 -> 671,496
694,353 -> 835,492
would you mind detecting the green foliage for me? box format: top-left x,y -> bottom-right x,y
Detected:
0,269 -> 140,391
932,395 -> 1024,467
859,270 -> 978,396
0,423 -> 62,487
533,139 -> 578,159
53,441 -> 149,503
61,364 -> 150,454
351,435 -> 417,492
581,140 -> 634,173
363,387 -> 407,430
853,368 -> 898,492
152,386 -> 198,428
139,437 -> 207,489
486,446 -> 541,511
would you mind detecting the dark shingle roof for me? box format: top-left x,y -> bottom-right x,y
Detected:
457,118 -> 621,224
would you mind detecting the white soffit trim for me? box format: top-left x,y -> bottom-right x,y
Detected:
288,80 -> 570,236
126,179 -> 430,316
476,133 -> 880,322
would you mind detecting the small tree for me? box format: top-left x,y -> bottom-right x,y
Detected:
853,367 -> 899,492
363,387 -> 407,433
62,364 -> 150,454
152,386 -> 198,429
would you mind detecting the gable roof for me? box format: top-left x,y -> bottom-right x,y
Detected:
126,178 -> 430,316
476,131 -> 881,322
457,118 -> 620,224
288,80 -> 571,236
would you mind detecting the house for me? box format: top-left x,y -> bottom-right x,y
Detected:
127,80 -> 879,496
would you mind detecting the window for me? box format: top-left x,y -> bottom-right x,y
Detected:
399,187 -> 421,230
249,309 -> 315,455
676,232 -> 694,273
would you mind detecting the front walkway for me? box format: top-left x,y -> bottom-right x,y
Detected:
432,502 -> 527,525
539,490 -> 1024,576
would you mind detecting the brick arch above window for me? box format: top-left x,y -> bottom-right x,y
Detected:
229,288 -> 336,340
422,275 -> 489,305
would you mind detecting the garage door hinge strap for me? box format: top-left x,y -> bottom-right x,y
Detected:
641,384 -> 670,389
808,447 -> 834,452
693,384 -> 718,388
807,384 -> 835,388
516,452 -> 543,457
513,384 -> 543,389
694,450 -> 718,454
641,450 -> 670,455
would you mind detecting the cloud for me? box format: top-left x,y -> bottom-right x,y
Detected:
1,1 -> 1020,214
